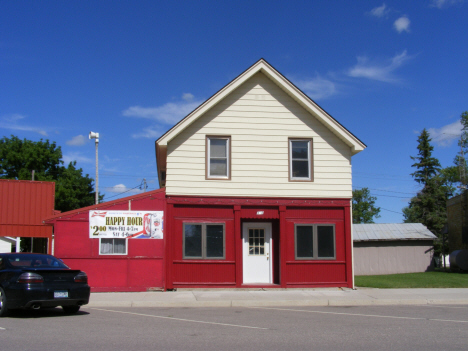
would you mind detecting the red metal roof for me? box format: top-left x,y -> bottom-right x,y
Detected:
0,179 -> 55,237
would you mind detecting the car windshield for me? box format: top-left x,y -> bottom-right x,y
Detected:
6,254 -> 69,269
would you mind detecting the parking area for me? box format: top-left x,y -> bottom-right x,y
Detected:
1,304 -> 467,350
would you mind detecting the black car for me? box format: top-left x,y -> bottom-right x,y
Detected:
0,253 -> 90,317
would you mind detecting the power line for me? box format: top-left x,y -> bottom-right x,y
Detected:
104,184 -> 142,200
353,186 -> 416,195
380,207 -> 404,215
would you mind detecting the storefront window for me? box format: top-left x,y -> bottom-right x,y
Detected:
183,223 -> 225,259
295,224 -> 335,260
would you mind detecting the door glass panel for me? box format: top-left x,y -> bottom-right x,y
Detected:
248,228 -> 265,256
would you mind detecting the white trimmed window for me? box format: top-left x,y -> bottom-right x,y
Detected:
206,136 -> 231,179
99,238 -> 127,255
289,138 -> 313,181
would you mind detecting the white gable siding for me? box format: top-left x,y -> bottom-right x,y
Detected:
165,72 -> 352,198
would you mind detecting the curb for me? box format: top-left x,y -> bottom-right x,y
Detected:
85,298 -> 468,308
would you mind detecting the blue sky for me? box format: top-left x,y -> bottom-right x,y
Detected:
1,0 -> 467,223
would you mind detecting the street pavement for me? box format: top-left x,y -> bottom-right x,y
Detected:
87,287 -> 468,308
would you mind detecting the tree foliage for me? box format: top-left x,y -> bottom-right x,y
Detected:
443,111 -> 468,193
0,136 -> 61,181
410,129 -> 441,185
0,135 -> 100,212
352,187 -> 381,224
403,130 -> 451,255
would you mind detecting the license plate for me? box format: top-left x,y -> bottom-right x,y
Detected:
54,291 -> 68,299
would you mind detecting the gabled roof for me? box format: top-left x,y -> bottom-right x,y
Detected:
156,58 -> 366,154
353,223 -> 437,242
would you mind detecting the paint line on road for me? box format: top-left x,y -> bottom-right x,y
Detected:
423,305 -> 468,310
88,307 -> 269,330
248,307 -> 468,324
429,318 -> 468,323
0,327 -> 5,330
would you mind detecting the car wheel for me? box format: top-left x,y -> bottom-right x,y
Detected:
0,287 -> 8,317
62,305 -> 80,314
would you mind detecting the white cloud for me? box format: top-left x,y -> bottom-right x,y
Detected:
123,94 -> 203,139
394,16 -> 410,33
122,94 -> 202,125
428,120 -> 463,147
107,183 -> 143,194
430,0 -> 464,9
182,93 -> 194,102
66,135 -> 87,146
347,50 -> 412,83
369,3 -> 389,17
131,126 -> 165,139
0,114 -> 48,136
296,76 -> 337,100
62,152 -> 93,165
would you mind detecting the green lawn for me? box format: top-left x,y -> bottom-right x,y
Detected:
355,270 -> 468,288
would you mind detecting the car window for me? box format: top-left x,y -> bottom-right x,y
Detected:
0,257 -> 4,270
7,254 -> 69,269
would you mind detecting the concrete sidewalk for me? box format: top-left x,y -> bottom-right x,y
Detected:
86,288 -> 468,308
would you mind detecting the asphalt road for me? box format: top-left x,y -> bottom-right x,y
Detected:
1,304 -> 467,350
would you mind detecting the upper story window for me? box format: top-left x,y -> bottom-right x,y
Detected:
206,136 -> 231,179
289,138 -> 313,181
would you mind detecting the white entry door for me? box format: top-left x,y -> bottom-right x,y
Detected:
242,222 -> 272,284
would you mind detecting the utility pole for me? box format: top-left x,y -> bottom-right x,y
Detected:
141,178 -> 147,192
89,132 -> 99,205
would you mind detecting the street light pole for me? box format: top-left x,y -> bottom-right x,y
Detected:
89,132 -> 99,205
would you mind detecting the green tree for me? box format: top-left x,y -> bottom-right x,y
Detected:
352,187 -> 381,223
441,111 -> 468,193
55,161 -> 98,212
410,129 -> 441,185
458,111 -> 468,149
403,130 -> 451,255
0,136 -> 61,181
0,135 -> 101,212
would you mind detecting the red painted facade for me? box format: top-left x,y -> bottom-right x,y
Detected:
0,179 -> 55,252
47,190 -> 353,291
165,196 -> 353,289
45,189 -> 166,292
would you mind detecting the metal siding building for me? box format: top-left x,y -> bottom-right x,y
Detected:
353,223 -> 436,275
0,179 -> 55,252
45,189 -> 166,292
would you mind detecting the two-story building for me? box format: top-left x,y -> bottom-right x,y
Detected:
46,59 -> 365,291
157,59 -> 365,289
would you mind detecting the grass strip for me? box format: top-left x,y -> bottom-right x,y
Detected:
355,271 -> 468,288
